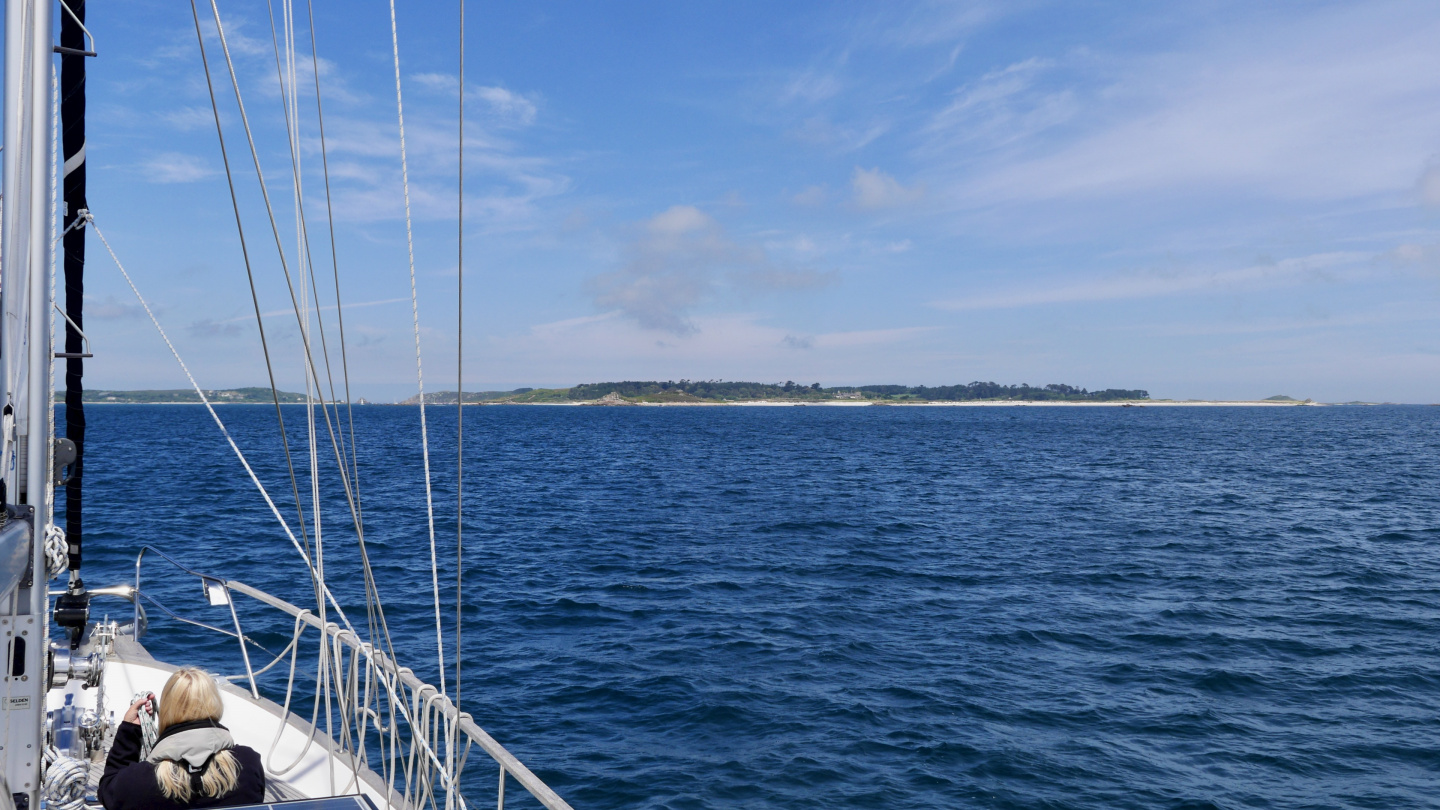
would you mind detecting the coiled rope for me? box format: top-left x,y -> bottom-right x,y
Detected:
42,746 -> 87,810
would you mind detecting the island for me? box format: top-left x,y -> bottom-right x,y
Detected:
403,381 -> 1157,405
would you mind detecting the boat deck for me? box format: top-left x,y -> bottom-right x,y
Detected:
52,634 -> 405,809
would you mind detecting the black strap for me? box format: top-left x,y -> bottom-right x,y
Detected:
61,0 -> 87,571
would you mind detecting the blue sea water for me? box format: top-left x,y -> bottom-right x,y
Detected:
60,404 -> 1440,809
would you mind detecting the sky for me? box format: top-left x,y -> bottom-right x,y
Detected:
21,0 -> 1440,401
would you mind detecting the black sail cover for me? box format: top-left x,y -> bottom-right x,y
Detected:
61,0 -> 86,572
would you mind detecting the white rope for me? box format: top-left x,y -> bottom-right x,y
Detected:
84,213 -> 354,633
387,0 -> 446,699
44,524 -> 67,579
42,746 -> 87,810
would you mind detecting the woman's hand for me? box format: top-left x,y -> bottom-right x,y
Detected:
123,693 -> 154,725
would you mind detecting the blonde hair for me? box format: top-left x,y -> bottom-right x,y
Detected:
153,667 -> 241,802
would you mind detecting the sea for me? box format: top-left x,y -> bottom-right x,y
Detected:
60,403 -> 1440,809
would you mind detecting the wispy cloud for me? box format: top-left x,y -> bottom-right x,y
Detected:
218,296 -> 411,325
88,294 -> 148,320
411,73 -> 539,127
188,318 -> 243,338
142,153 -> 215,183
779,67 -> 845,105
931,251 -> 1372,311
160,106 -> 217,133
931,4 -> 1440,207
790,116 -> 891,153
923,57 -> 1076,154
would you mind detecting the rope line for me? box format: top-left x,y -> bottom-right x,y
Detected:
388,0 -> 447,701
451,1 -> 466,807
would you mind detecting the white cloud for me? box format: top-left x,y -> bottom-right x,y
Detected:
588,206 -> 831,335
851,166 -> 925,209
791,185 -> 828,206
1419,165 -> 1440,207
473,86 -> 538,127
490,312 -> 938,385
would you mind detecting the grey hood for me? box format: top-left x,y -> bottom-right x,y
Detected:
146,726 -> 234,769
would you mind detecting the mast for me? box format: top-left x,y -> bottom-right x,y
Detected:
0,0 -> 55,805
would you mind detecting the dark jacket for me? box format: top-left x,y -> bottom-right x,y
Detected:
98,720 -> 266,810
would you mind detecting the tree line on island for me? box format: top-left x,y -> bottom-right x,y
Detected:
409,380 -> 1151,404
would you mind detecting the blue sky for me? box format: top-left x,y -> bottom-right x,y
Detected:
36,0 -> 1440,401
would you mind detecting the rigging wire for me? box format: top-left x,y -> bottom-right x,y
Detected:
267,0 -> 340,793
298,0 -> 400,789
237,0 -> 409,792
85,212 -> 354,633
303,0 -> 381,656
188,0 -> 320,614
387,0 -> 448,701
204,0 -> 369,594
203,0 -> 383,652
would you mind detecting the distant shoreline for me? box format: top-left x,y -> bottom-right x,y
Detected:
80,399 -> 1341,407
504,399 -> 1325,408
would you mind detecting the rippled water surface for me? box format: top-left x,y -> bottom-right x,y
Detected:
62,404 -> 1440,809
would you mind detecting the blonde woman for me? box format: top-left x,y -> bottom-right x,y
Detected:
98,667 -> 265,809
